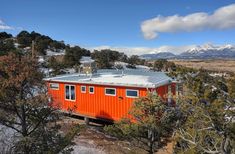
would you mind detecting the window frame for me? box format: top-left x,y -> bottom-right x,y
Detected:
126,89 -> 139,98
49,83 -> 59,90
89,86 -> 94,94
81,86 -> 86,93
65,84 -> 76,101
105,88 -> 116,96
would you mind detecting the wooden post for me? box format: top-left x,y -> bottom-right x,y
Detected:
84,117 -> 90,125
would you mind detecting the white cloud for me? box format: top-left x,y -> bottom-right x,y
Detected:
141,3 -> 235,39
0,19 -> 14,30
88,45 -> 196,55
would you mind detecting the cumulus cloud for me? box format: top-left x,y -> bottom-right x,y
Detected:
141,3 -> 235,39
89,45 -> 196,55
0,19 -> 14,30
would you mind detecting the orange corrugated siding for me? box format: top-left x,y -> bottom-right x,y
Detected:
47,82 -> 175,121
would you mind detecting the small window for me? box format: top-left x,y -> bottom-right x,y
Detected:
89,86 -> 94,94
81,86 -> 86,93
105,88 -> 116,96
126,89 -> 139,98
50,83 -> 59,90
65,85 -> 75,101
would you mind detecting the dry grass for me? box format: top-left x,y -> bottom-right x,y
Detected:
170,59 -> 235,73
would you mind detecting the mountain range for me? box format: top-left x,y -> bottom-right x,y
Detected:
140,44 -> 235,59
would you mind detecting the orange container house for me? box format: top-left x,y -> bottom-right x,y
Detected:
45,69 -> 177,122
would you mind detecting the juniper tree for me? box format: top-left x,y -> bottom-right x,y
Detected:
105,92 -> 180,154
173,68 -> 235,154
0,52 -> 77,153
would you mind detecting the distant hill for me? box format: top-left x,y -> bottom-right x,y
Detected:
140,44 -> 235,60
140,52 -> 176,59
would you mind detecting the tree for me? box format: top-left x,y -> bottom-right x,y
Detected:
35,39 -> 49,55
167,63 -> 235,154
0,32 -> 12,40
47,56 -> 65,76
105,92 -> 180,154
153,59 -> 167,71
49,41 -> 66,51
0,53 -> 76,153
63,46 -> 90,70
17,31 -> 32,48
174,94 -> 235,154
91,49 -> 121,69
0,39 -> 16,56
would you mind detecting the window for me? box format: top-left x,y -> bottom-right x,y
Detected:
126,89 -> 139,98
50,83 -> 59,90
105,88 -> 116,96
65,85 -> 75,101
89,86 -> 94,94
81,86 -> 86,93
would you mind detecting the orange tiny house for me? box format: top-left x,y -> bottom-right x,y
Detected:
45,69 -> 177,122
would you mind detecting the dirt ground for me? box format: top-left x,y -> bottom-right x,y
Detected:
60,116 -> 174,154
170,59 -> 235,73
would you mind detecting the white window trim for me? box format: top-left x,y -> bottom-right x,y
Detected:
81,86 -> 86,93
89,86 -> 94,94
49,83 -> 59,90
105,88 -> 116,96
126,89 -> 139,98
65,85 -> 76,102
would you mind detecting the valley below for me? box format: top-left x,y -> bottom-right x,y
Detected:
170,59 -> 235,73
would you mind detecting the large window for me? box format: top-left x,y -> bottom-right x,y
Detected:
65,85 -> 75,101
89,86 -> 94,94
126,89 -> 139,98
105,88 -> 116,96
50,83 -> 59,90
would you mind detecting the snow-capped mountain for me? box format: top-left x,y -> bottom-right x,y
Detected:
179,44 -> 235,59
140,44 -> 235,59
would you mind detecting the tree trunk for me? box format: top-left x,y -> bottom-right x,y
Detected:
21,105 -> 29,154
148,129 -> 155,154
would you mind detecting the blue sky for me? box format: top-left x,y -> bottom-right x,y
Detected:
1,0 -> 235,54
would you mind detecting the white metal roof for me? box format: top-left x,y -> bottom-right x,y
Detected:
44,69 -> 173,88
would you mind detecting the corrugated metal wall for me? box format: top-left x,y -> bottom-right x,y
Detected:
48,82 -> 175,121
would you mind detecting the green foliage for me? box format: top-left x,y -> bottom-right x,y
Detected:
49,41 -> 66,51
63,46 -> 90,68
127,55 -> 145,68
0,39 -> 16,56
174,95 -> 235,154
173,68 -> 235,153
105,92 -> 180,154
47,56 -> 65,76
91,49 -> 122,69
0,32 -> 12,40
17,30 -> 32,48
16,30 -> 66,55
153,59 -> 176,72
